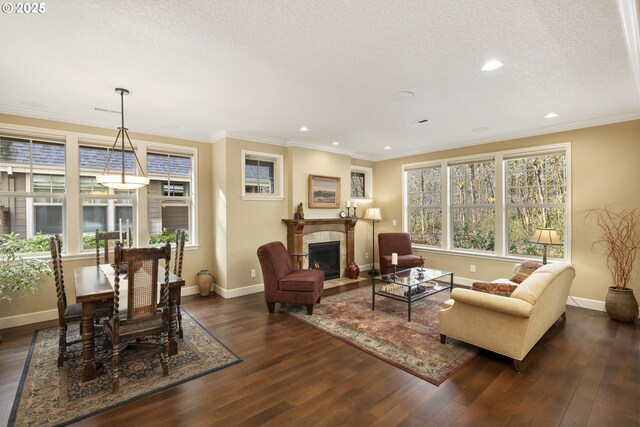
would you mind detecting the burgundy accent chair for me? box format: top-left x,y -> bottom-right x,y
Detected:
257,241 -> 324,315
378,232 -> 422,274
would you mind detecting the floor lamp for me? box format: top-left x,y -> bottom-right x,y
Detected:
364,207 -> 382,275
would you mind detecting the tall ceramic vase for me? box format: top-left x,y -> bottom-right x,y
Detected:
196,270 -> 213,297
605,287 -> 639,323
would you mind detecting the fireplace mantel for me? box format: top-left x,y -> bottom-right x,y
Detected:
282,218 -> 358,276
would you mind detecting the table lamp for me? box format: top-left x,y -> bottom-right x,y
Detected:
364,207 -> 383,274
529,227 -> 562,264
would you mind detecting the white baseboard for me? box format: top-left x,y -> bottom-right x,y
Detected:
0,285 -> 203,330
0,308 -> 58,330
566,296 -> 605,312
215,283 -> 264,299
0,281 -> 608,330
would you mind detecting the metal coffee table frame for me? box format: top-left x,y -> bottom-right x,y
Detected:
372,267 -> 453,321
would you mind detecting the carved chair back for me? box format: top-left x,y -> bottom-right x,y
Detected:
173,230 -> 186,277
96,228 -> 132,266
113,242 -> 171,322
49,234 -> 68,325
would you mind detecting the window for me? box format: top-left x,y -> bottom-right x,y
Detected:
79,146 -> 134,249
241,150 -> 284,200
147,152 -> 193,244
406,165 -> 442,246
450,161 -> 495,252
403,144 -> 570,262
350,165 -> 373,200
0,136 -> 65,252
506,152 -> 566,259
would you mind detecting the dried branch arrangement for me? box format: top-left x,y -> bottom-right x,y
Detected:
586,207 -> 640,289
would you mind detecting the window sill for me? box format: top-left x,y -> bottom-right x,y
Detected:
411,245 -> 567,265
241,194 -> 285,201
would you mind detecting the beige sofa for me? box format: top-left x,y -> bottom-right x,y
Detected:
439,262 -> 575,371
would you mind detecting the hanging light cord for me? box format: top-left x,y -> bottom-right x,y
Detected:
101,88 -> 147,180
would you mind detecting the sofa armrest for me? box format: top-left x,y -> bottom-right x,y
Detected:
450,288 -> 533,318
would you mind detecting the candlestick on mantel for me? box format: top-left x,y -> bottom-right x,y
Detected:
346,200 -> 351,208
119,218 -> 123,242
353,201 -> 358,208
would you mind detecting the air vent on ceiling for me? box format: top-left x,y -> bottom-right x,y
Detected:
406,119 -> 430,126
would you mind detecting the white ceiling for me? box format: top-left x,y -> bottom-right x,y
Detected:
1,0 -> 639,160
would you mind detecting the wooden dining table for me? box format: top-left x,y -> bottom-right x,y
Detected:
74,264 -> 185,383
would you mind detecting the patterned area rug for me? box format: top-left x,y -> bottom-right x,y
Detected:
285,286 -> 477,385
9,309 -> 241,427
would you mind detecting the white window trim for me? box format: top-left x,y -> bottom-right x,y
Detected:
241,150 -> 284,201
145,144 -> 198,247
0,123 -> 200,256
350,165 -> 373,201
403,142 -> 572,263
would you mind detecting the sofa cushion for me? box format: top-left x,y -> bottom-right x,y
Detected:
279,269 -> 324,292
510,261 -> 543,284
471,281 -> 518,297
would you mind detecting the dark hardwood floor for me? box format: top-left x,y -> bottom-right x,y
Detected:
1,283 -> 639,426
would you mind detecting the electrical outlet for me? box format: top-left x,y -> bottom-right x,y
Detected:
392,219 -> 397,226
470,264 -> 476,273
250,269 -> 256,278
365,253 -> 369,259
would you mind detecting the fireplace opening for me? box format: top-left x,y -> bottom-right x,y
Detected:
308,241 -> 340,280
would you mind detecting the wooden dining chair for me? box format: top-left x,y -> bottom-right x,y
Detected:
103,242 -> 172,392
50,235 -> 111,367
96,228 -> 132,266
174,230 -> 185,338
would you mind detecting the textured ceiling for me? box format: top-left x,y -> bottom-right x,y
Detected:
1,0 -> 638,160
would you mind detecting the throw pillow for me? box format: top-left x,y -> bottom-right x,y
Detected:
509,261 -> 543,284
471,281 -> 518,297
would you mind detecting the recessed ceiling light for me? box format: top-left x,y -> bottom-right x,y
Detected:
544,113 -> 559,119
481,60 -> 504,71
384,146 -> 392,150
298,126 -> 309,132
406,119 -> 430,126
332,141 -> 340,146
391,91 -> 415,101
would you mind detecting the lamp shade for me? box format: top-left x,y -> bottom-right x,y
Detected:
96,173 -> 150,190
529,228 -> 562,245
363,207 -> 382,221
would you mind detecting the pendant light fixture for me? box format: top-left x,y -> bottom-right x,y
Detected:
96,87 -> 150,190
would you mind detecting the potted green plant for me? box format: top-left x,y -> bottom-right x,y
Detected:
0,233 -> 53,341
586,207 -> 640,323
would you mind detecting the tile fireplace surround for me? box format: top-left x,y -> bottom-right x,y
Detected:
282,218 -> 357,278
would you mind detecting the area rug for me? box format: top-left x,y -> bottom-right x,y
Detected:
285,286 -> 477,385
9,309 -> 241,427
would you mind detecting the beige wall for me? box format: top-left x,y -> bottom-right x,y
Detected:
216,142 -> 374,289
373,120 -> 640,304
218,138 -> 289,291
0,114 -> 214,319
3,113 -> 638,324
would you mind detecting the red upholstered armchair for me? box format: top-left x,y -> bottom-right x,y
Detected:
378,232 -> 422,274
257,241 -> 324,315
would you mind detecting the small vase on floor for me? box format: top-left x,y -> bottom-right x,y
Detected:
196,270 -> 213,297
605,287 -> 639,323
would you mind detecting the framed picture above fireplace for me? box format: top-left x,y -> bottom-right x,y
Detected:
308,174 -> 341,208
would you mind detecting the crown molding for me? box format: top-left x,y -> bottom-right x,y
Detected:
370,112 -> 640,162
0,105 -> 210,143
618,0 -> 640,107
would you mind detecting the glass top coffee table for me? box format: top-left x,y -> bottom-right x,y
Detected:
372,267 -> 453,321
